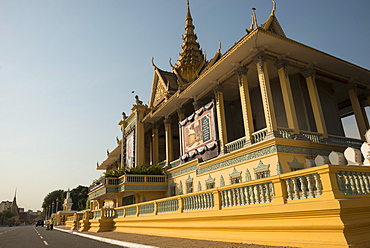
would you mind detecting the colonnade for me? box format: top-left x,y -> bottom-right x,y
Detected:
140,52 -> 369,167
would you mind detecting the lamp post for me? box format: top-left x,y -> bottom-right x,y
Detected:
55,198 -> 59,226
48,205 -> 51,219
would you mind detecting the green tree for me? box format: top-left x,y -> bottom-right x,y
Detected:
0,210 -> 15,226
41,189 -> 64,212
70,185 -> 88,211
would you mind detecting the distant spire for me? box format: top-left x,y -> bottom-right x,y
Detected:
13,188 -> 17,204
175,0 -> 205,83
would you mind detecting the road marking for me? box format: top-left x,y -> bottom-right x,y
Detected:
55,228 -> 159,248
43,241 -> 49,245
40,235 -> 43,239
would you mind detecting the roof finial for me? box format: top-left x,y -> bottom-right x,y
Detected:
217,40 -> 222,54
246,8 -> 258,34
169,58 -> 174,69
271,0 -> 276,16
186,0 -> 191,18
151,57 -> 157,68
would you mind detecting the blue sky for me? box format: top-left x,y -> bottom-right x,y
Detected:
1,0 -> 369,211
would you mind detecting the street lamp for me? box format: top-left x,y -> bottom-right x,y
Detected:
55,198 -> 59,226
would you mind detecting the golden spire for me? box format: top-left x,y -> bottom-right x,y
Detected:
175,0 -> 205,83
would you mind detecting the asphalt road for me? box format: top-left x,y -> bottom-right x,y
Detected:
0,225 -> 123,248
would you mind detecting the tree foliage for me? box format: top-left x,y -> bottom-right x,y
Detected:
70,185 -> 88,211
0,210 -> 15,226
41,189 -> 64,211
41,185 -> 89,212
128,164 -> 164,175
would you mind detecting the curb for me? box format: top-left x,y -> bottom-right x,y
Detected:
55,227 -> 159,248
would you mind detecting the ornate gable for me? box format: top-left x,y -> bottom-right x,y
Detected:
148,67 -> 178,110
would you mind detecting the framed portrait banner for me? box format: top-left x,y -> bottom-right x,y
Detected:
126,130 -> 135,168
180,101 -> 218,161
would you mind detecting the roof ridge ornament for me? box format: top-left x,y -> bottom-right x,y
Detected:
217,40 -> 222,54
151,57 -> 157,68
246,7 -> 258,34
271,0 -> 276,16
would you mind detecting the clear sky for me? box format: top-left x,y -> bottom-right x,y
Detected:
1,0 -> 369,211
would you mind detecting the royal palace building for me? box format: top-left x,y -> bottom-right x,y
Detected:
79,2 -> 370,247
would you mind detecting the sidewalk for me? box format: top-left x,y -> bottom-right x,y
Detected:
55,226 -> 294,248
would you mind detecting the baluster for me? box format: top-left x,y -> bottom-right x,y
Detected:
348,172 -> 355,194
362,173 -> 370,194
269,183 -> 274,202
254,185 -> 260,204
265,183 -> 271,202
342,172 -> 350,195
220,191 -> 225,207
292,177 -> 299,200
306,174 -> 314,198
234,188 -> 241,206
249,187 -> 255,204
208,193 -> 212,208
358,172 -> 366,194
239,187 -> 245,205
259,184 -> 265,203
313,174 -> 323,197
284,179 -> 293,201
227,190 -> 233,207
353,172 -> 360,194
337,172 -> 344,192
224,191 -> 229,207
299,176 -> 308,199
244,187 -> 250,205
232,189 -> 237,206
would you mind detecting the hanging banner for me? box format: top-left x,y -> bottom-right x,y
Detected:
180,101 -> 218,162
126,130 -> 135,168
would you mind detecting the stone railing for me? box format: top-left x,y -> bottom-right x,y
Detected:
252,128 -> 268,143
102,208 -> 115,218
157,198 -> 179,213
88,177 -> 106,192
80,165 -> 370,225
169,159 -> 181,169
278,128 -> 293,139
328,135 -> 363,148
88,174 -> 167,195
183,192 -> 214,211
220,182 -> 274,207
158,160 -> 167,167
336,171 -> 370,195
300,131 -> 322,143
283,173 -> 322,201
225,137 -> 246,153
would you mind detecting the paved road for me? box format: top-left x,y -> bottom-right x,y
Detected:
0,225 -> 123,248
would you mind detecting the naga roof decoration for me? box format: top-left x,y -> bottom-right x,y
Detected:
261,0 -> 286,37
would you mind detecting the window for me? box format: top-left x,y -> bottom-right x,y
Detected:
205,174 -> 215,189
253,161 -> 270,179
186,182 -> 193,193
230,176 -> 242,184
206,182 -> 215,189
170,184 -> 176,196
255,170 -> 270,179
